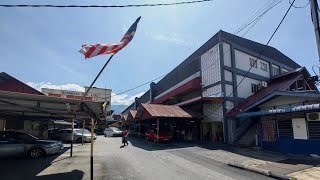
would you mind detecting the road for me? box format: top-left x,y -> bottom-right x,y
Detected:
0,136 -> 274,180
93,136 -> 273,180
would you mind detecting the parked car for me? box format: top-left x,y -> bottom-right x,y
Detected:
52,129 -> 97,143
104,127 -> 122,137
145,130 -> 172,143
94,128 -> 105,135
0,131 -> 64,158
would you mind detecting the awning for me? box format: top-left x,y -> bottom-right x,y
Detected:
236,103 -> 320,118
136,103 -> 196,120
128,110 -> 138,120
0,90 -> 104,120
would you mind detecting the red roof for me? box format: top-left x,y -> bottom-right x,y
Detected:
122,115 -> 128,121
129,110 -> 137,118
0,72 -> 43,95
138,103 -> 194,119
228,68 -> 306,117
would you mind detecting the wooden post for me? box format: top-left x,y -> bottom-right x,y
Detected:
82,120 -> 85,145
90,118 -> 94,180
70,117 -> 75,157
3,120 -> 6,131
139,120 -> 141,137
200,122 -> 203,143
157,119 -> 159,144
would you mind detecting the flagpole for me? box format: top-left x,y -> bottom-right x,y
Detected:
80,54 -> 115,102
78,54 -> 114,180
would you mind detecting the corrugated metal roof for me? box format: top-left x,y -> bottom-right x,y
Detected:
140,103 -> 194,119
236,103 -> 320,118
130,110 -> 137,118
122,115 -> 128,121
0,90 -> 104,120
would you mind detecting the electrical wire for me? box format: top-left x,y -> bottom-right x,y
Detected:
203,0 -> 297,119
234,0 -> 282,35
289,0 -> 310,8
0,0 -> 214,8
201,0 -> 283,73
312,65 -> 319,76
108,73 -> 167,99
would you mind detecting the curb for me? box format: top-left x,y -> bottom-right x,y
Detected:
227,163 -> 292,180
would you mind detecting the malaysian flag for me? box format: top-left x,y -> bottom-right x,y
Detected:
79,16 -> 141,59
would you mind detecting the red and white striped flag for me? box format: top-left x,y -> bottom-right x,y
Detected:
79,17 -> 141,59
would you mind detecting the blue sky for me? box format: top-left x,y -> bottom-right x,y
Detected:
0,0 -> 318,105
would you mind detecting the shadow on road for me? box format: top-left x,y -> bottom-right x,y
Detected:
129,136 -> 320,167
128,136 -> 200,151
0,147 -> 84,180
31,170 -> 84,180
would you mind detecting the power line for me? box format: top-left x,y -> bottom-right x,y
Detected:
204,0 -> 296,119
109,73 -> 167,99
0,0 -> 214,8
289,0 -> 310,8
201,0 -> 283,73
234,0 -> 282,35
236,0 -> 283,35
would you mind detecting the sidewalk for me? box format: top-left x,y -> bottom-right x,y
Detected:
195,143 -> 320,180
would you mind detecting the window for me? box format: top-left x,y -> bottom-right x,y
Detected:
272,65 -> 280,76
251,83 -> 259,93
260,62 -> 268,72
249,58 -> 257,68
277,120 -> 293,138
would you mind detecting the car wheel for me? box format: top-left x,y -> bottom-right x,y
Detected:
104,133 -> 106,137
76,137 -> 82,143
29,148 -> 45,158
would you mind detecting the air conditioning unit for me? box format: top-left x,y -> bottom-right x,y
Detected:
260,81 -> 268,88
307,112 -> 320,121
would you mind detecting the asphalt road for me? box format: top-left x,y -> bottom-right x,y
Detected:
0,136 -> 274,180
93,136 -> 273,180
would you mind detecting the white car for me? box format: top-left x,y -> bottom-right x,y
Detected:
104,127 -> 122,137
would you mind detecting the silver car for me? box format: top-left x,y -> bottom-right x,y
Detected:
0,131 -> 64,158
53,129 -> 97,143
104,127 -> 123,137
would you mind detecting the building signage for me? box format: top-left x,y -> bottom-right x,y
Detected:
61,90 -> 84,96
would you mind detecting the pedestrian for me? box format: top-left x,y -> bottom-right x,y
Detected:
122,129 -> 129,146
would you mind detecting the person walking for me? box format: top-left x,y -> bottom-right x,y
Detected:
122,129 -> 129,146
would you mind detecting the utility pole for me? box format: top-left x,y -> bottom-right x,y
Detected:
310,0 -> 320,75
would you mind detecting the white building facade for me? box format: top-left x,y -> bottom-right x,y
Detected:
42,87 -> 112,116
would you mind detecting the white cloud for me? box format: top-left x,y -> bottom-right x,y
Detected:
112,92 -> 145,105
145,31 -> 201,47
27,82 -> 85,92
27,82 -> 145,106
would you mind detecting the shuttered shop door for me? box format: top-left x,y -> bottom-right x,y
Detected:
308,121 -> 320,139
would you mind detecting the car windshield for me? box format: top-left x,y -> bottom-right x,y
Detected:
110,127 -> 120,131
74,129 -> 90,134
17,133 -> 38,142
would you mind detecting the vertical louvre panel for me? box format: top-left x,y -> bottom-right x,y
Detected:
308,121 -> 320,139
276,113 -> 293,138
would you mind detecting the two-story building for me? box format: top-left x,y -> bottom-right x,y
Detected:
122,30 -> 314,144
